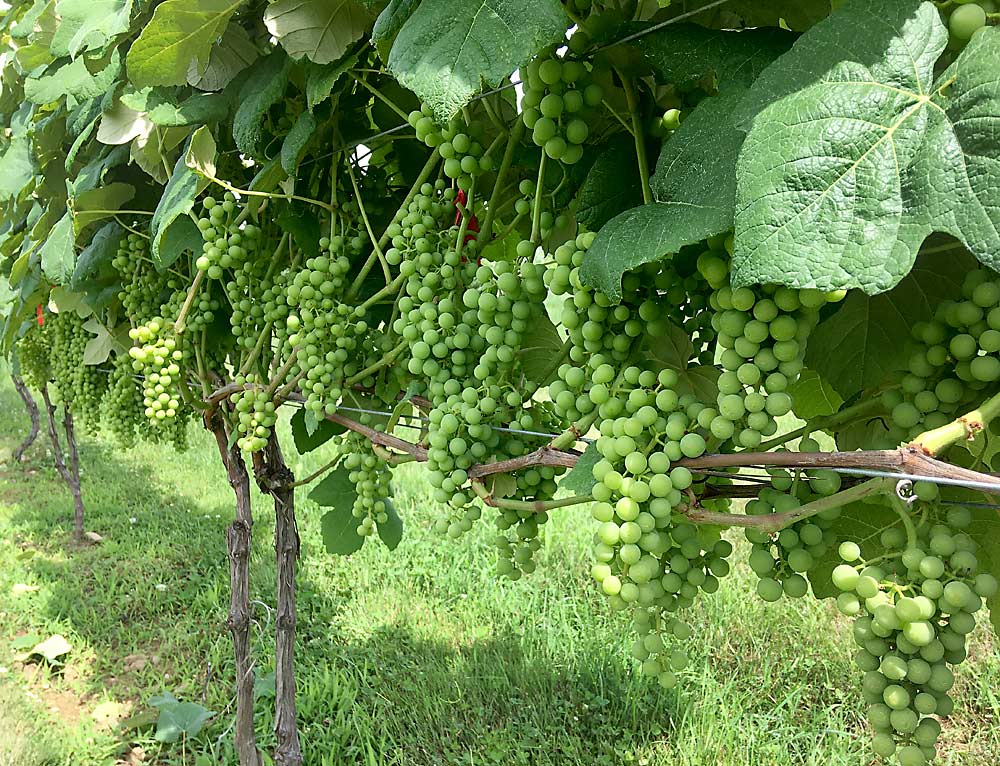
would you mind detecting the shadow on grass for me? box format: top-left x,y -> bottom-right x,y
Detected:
0,386 -> 676,766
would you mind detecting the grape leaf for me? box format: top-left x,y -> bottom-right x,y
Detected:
377,498 -> 404,550
24,51 -> 121,105
50,0 -> 132,58
71,222 -> 121,291
643,321 -> 721,402
312,467 -> 364,556
581,89 -> 743,302
560,442 -> 599,495
187,23 -> 258,92
280,111 -> 318,174
70,182 -> 135,233
290,408 -> 346,454
806,247 -> 973,399
808,498 -> 900,599
787,369 -> 844,420
232,52 -> 291,158
0,139 -> 35,200
635,24 -> 794,90
387,0 -> 567,122
264,0 -> 374,66
306,51 -> 359,110
39,214 -> 76,285
126,0 -> 245,88
371,0 -> 421,61
966,509 -> 1000,638
121,89 -> 230,127
575,136 -> 642,231
518,311 -> 564,386
734,5 -> 1000,294
149,153 -> 198,269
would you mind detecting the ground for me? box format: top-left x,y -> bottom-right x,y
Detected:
0,382 -> 998,766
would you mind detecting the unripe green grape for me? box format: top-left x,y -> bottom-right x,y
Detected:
950,3 -> 987,40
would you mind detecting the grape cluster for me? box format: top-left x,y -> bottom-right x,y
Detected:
16,321 -> 52,390
832,485 -> 997,766
113,232 -> 170,321
340,431 -> 394,538
745,454 -> 846,601
285,236 -> 370,416
196,194 -> 261,279
409,105 -> 495,189
49,311 -> 108,431
521,51 -> 603,164
128,314 -> 183,425
700,246 -> 841,449
231,377 -> 277,452
885,267 -> 1000,442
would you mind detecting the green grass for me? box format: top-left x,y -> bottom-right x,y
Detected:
0,381 -> 998,766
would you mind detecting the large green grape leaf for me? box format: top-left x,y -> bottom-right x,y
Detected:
39,214 -> 76,285
126,0 -> 245,88
0,139 -> 36,200
787,369 -> 843,420
734,4 -> 1000,294
71,222 -> 121,292
805,246 -> 973,399
24,51 -> 121,105
387,0 -> 567,122
807,498 -> 899,599
187,23 -> 258,92
581,89 -> 743,302
575,136 -> 642,232
371,0 -> 421,61
50,0 -> 132,58
264,0 -> 374,66
149,153 -> 198,268
635,24 -> 794,90
312,467 -> 365,556
306,51 -> 359,110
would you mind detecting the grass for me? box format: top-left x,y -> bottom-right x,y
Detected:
0,380 -> 998,766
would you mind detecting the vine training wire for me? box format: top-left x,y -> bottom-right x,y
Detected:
89,365 -> 1000,507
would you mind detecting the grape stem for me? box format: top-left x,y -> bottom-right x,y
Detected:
287,457 -> 341,488
347,151 -> 440,300
345,162 -> 392,284
889,495 -> 919,550
173,270 -> 205,334
620,73 -> 652,205
343,339 -> 409,387
372,444 -> 417,465
908,389 -> 1000,456
756,396 -> 884,452
530,152 -> 548,245
684,477 -> 894,533
471,479 -> 593,512
349,73 -> 411,121
479,120 -> 524,245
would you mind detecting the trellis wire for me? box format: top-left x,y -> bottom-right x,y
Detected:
94,369 -> 1000,506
